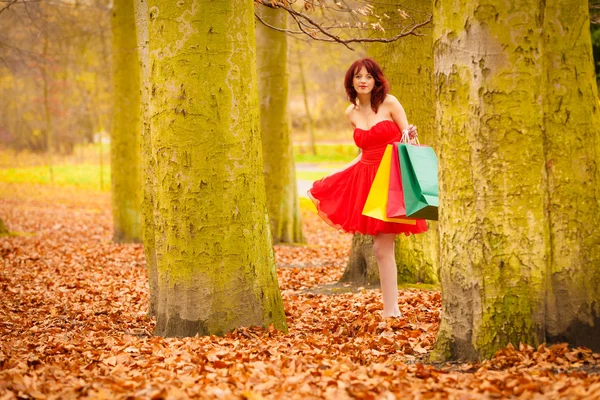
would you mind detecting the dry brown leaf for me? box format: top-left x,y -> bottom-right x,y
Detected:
0,182 -> 599,399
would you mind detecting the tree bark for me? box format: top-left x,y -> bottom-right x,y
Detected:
138,0 -> 287,337
133,0 -> 157,318
97,28 -> 109,192
369,0 -> 438,284
339,234 -> 380,285
41,31 -> 54,184
295,43 -> 317,156
0,218 -> 8,235
110,0 -> 142,243
541,0 -> 600,350
432,0 -> 600,361
256,7 -> 305,245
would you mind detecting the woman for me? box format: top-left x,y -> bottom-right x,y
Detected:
307,58 -> 428,318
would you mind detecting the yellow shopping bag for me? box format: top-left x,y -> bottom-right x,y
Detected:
362,145 -> 417,224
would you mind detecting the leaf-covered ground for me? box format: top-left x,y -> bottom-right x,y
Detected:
1,182 -> 599,399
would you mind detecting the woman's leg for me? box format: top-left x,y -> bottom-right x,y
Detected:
372,233 -> 401,317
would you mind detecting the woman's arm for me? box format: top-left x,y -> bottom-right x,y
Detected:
386,95 -> 417,139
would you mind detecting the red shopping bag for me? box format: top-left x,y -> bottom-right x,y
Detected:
386,142 -> 408,218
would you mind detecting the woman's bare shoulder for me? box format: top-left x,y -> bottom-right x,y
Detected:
384,93 -> 401,105
345,104 -> 357,119
345,104 -> 357,126
384,94 -> 404,111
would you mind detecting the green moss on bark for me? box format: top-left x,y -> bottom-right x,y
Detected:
256,7 -> 304,245
133,0 -> 157,317
369,1 -> 438,284
111,0 -> 142,243
143,0 -> 287,337
432,0 -> 600,360
541,0 -> 600,350
433,2 -> 548,361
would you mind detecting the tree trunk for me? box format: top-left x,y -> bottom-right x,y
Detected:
138,0 -> 287,337
369,1 -> 438,284
340,232 -> 438,286
133,0 -> 157,318
0,218 -> 8,235
295,43 -> 317,156
256,7 -> 304,245
339,234 -> 380,285
432,0 -> 600,361
541,0 -> 600,350
97,28 -> 109,192
41,31 -> 54,184
110,0 -> 142,243
395,234 -> 438,284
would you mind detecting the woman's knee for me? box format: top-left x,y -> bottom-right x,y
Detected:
372,240 -> 384,260
372,235 -> 394,260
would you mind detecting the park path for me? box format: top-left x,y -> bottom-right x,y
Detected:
295,162 -> 340,198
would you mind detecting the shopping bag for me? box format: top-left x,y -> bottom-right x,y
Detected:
397,142 -> 439,220
362,145 -> 417,224
386,142 -> 407,218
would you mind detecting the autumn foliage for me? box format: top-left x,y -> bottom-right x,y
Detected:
1,183 -> 599,399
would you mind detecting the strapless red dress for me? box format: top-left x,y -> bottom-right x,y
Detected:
307,120 -> 428,236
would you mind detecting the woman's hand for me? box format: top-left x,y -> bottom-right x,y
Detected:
406,124 -> 418,139
401,124 -> 418,144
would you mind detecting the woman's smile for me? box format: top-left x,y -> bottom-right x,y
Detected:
353,66 -> 375,93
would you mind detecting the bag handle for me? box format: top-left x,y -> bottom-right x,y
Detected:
401,128 -> 420,146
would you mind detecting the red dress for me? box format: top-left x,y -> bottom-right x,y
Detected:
307,119 -> 428,236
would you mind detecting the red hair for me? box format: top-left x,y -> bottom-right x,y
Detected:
344,58 -> 390,113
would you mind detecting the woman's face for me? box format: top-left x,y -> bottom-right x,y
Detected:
353,66 -> 375,96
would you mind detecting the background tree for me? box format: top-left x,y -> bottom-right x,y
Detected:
136,0 -> 287,337
432,0 -> 600,361
369,0 -> 438,285
590,1 -> 600,86
133,0 -> 157,317
0,1 -> 112,158
0,217 -> 8,235
336,2 -> 438,287
256,8 -> 304,244
110,0 -> 142,243
293,40 -> 317,156
264,0 -> 432,146
339,234 -> 379,285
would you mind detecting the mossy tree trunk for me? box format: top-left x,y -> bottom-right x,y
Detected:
111,0 -> 142,243
339,234 -> 380,285
41,32 -> 54,184
0,217 -> 8,235
137,0 -> 287,337
294,43 -> 317,156
256,8 -> 304,244
432,0 -> 600,361
340,231 -> 437,286
541,0 -> 600,349
133,0 -> 157,317
369,0 -> 438,284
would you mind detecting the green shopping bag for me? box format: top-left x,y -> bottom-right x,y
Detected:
397,143 -> 439,220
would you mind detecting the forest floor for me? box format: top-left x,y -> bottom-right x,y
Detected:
1,182 -> 600,399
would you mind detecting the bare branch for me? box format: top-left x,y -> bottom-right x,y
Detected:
344,14 -> 432,44
254,0 -> 432,51
0,0 -> 19,16
255,10 -> 306,36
